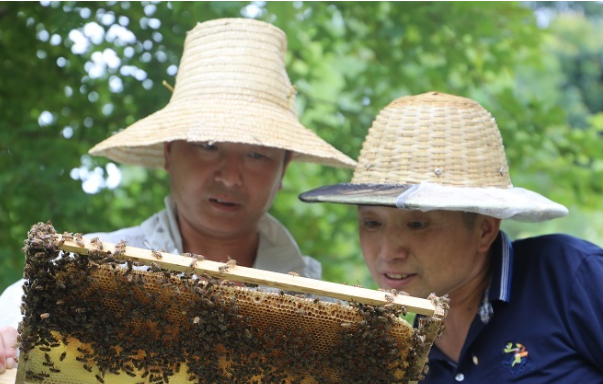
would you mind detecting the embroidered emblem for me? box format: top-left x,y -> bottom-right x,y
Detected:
502,342 -> 534,374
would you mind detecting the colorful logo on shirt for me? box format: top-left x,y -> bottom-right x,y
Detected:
502,342 -> 534,374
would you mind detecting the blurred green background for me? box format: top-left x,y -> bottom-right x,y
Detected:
2,1 -> 603,292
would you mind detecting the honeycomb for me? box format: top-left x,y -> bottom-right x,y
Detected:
16,222 -> 448,384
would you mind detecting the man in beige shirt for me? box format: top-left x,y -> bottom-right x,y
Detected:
0,18 -> 355,375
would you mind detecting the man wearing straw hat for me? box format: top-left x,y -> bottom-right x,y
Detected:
300,92 -> 603,382
0,18 -> 355,374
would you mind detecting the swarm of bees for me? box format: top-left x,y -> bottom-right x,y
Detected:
17,222 -> 446,384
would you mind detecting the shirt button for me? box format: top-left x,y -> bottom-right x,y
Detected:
455,373 -> 465,382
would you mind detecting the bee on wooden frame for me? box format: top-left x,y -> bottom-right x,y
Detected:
151,250 -> 163,260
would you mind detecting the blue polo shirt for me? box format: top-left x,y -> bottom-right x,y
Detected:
422,232 -> 603,383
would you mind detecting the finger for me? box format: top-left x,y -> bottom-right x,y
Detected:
5,357 -> 15,370
0,326 -> 18,372
0,330 -> 5,374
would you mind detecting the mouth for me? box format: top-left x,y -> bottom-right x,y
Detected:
384,273 -> 413,280
383,273 -> 416,289
209,197 -> 241,211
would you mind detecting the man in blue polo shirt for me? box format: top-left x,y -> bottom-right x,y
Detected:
300,91 -> 603,382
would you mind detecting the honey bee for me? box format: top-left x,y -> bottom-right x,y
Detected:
193,316 -> 201,324
287,271 -> 299,277
114,240 -> 127,256
150,262 -> 162,272
226,259 -> 237,268
188,255 -> 201,269
49,368 -> 61,373
59,352 -> 67,361
40,313 -> 50,320
203,298 -> 214,307
74,233 -> 85,247
95,374 -> 105,383
56,279 -> 66,289
385,294 -> 394,302
90,237 -> 103,251
218,265 -> 229,274
151,250 -> 163,260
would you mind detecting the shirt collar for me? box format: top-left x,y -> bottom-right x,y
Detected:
140,195 -> 309,272
478,230 -> 514,324
253,213 -> 309,272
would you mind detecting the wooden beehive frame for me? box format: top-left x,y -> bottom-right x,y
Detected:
11,223 -> 448,384
58,236 -> 441,316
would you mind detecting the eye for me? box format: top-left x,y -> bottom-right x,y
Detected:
248,152 -> 267,160
195,142 -> 217,151
361,219 -> 382,230
407,221 -> 427,230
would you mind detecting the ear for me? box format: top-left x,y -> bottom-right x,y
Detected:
278,151 -> 293,190
163,142 -> 173,172
477,215 -> 502,254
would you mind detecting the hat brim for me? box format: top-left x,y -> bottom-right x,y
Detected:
299,182 -> 569,222
299,183 -> 410,207
89,99 -> 356,169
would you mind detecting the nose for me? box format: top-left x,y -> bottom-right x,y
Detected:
214,155 -> 243,187
378,229 -> 409,262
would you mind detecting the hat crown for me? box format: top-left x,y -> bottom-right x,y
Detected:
352,92 -> 511,188
171,18 -> 296,114
88,18 -> 356,169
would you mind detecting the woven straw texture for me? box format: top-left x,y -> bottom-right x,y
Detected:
352,92 -> 511,187
300,91 -> 568,222
89,18 -> 355,169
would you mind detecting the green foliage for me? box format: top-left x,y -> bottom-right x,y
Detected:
1,2 -> 602,293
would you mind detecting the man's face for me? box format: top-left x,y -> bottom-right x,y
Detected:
164,141 -> 291,240
358,206 -> 498,299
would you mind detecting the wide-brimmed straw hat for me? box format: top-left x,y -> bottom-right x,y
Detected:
300,92 -> 568,222
89,18 -> 355,169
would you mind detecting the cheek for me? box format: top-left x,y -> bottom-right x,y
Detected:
359,232 -> 379,264
248,169 -> 283,208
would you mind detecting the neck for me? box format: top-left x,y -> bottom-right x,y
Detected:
177,220 -> 259,268
434,257 -> 491,363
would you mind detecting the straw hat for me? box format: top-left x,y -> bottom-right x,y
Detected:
89,18 -> 355,169
300,92 -> 568,222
